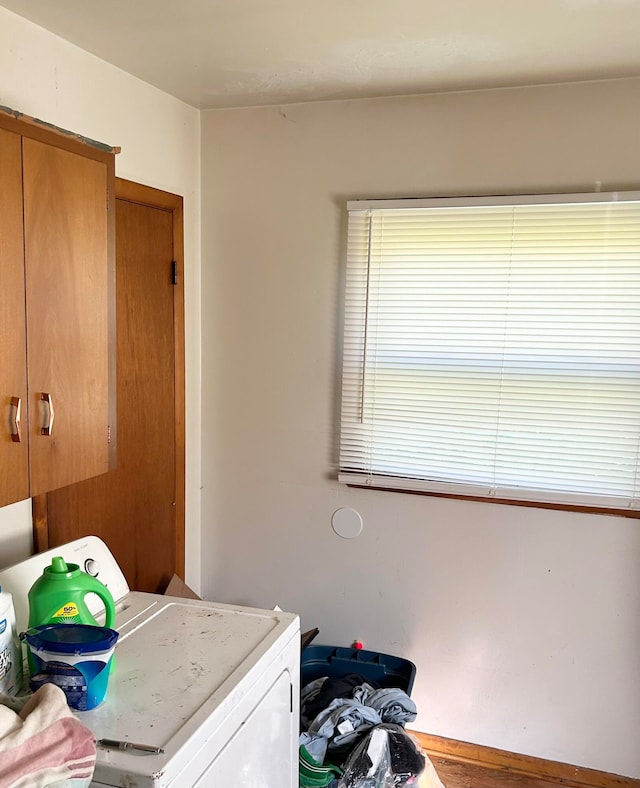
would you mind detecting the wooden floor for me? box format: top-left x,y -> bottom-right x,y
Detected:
427,755 -> 581,788
409,732 -> 640,788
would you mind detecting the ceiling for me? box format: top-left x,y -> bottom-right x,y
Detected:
2,0 -> 640,110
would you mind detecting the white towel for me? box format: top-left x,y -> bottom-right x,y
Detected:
0,684 -> 96,788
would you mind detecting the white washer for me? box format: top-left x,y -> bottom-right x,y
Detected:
0,536 -> 300,787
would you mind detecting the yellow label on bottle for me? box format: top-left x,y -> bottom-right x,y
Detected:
52,602 -> 81,623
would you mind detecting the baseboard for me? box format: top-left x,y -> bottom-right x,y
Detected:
408,731 -> 640,788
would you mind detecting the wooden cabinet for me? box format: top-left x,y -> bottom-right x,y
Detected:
0,126 -> 29,505
0,113 -> 116,507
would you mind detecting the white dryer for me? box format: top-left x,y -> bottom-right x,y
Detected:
0,536 -> 300,787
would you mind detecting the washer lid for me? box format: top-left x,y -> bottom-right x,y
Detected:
82,592 -> 299,786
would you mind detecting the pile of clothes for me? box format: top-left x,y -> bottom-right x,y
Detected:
298,672 -> 425,788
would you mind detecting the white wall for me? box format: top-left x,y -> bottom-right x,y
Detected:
1,11 -> 638,774
200,79 -> 640,776
0,8 -> 202,591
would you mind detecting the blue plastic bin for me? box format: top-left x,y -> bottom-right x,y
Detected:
301,644 -> 416,696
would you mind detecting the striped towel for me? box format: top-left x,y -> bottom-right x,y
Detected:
0,684 -> 96,788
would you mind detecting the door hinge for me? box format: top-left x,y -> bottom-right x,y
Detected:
171,261 -> 178,286
106,187 -> 109,210
107,424 -> 111,444
290,682 -> 293,713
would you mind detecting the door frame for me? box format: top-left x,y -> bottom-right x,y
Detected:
33,178 -> 186,579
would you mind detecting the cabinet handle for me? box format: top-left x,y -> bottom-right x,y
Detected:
10,396 -> 21,443
41,392 -> 55,436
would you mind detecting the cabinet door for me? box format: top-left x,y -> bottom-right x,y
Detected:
0,128 -> 29,506
23,138 -> 111,495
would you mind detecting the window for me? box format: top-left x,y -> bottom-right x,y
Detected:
339,192 -> 640,511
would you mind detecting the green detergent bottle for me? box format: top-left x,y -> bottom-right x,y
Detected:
28,556 -> 116,630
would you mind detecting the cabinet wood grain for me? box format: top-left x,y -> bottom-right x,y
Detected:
0,109 -> 116,507
0,127 -> 29,504
23,138 -> 112,494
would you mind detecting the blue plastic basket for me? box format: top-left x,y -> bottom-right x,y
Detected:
301,644 -> 416,696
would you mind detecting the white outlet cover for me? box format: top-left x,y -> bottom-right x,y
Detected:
331,508 -> 363,539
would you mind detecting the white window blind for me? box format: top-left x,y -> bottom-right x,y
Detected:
339,192 -> 640,509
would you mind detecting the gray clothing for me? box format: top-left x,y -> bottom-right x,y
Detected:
300,698 -> 382,764
351,684 -> 417,725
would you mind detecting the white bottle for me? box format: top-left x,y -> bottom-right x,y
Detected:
0,585 -> 23,696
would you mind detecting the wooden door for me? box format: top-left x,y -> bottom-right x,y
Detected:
39,180 -> 185,592
23,138 -> 113,495
0,127 -> 29,505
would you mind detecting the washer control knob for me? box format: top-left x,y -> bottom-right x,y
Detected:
84,558 -> 99,577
